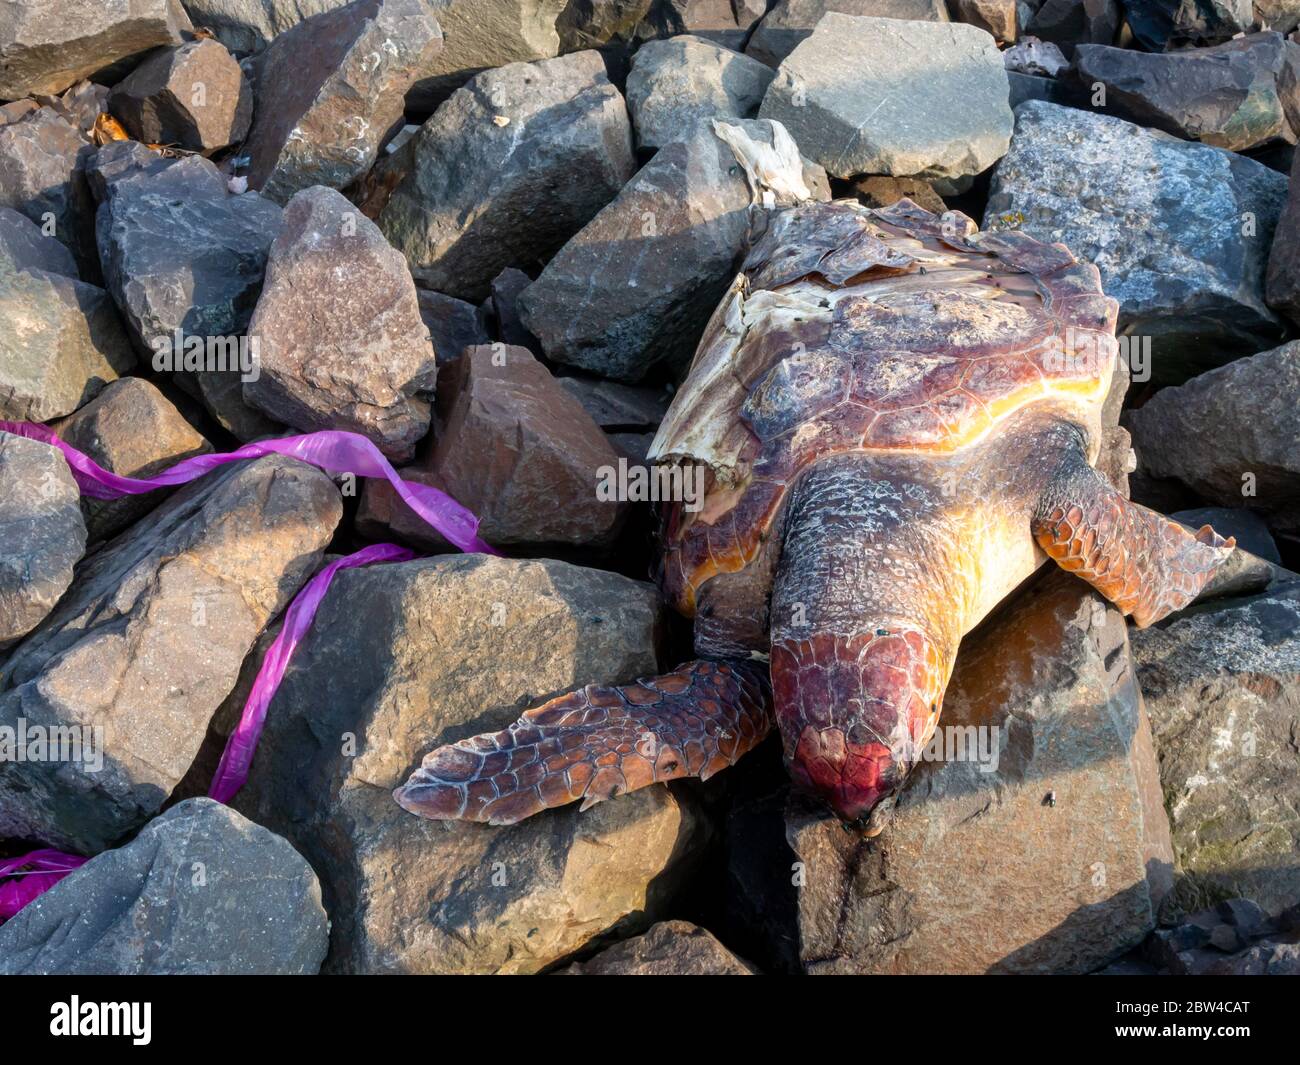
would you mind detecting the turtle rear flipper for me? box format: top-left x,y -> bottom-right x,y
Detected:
394,660 -> 772,826
1033,443 -> 1235,628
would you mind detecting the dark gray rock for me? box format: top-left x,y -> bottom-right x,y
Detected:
90,140 -> 284,440
242,0 -> 444,203
0,432 -> 85,647
626,34 -> 774,151
1173,507 -> 1281,563
758,14 -> 1013,180
1132,584 -> 1300,918
52,376 -> 212,543
379,50 -> 635,301
0,0 -> 188,98
1026,0 -> 1119,54
745,0 -> 950,68
178,0 -> 352,53
519,117 -> 827,381
487,267 -> 540,352
0,205 -> 79,277
0,108 -> 96,275
416,288 -> 489,364
1123,0 -> 1253,51
1266,148 -> 1300,323
986,101 -> 1288,383
229,554 -> 701,974
244,185 -> 436,459
0,455 -> 340,853
0,799 -> 329,975
109,37 -> 252,152
558,376 -> 671,430
1075,33 -> 1297,152
1127,342 -> 1300,531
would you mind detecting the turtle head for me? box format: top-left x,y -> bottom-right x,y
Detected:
771,628 -> 946,825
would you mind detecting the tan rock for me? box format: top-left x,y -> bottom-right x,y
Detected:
560,920 -> 759,974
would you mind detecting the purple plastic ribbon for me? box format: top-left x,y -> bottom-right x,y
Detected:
0,421 -> 498,556
209,542 -> 416,803
0,422 -> 495,920
0,850 -> 89,920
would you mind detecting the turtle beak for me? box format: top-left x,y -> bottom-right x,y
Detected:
770,628 -> 947,827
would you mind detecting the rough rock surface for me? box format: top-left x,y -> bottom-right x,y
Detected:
0,799 -> 329,975
0,455 -> 340,853
0,205 -> 79,277
0,107 -> 96,274
1132,584 -> 1300,918
986,101 -> 1288,382
1141,898 -> 1300,974
1266,149 -> 1300,323
560,920 -> 759,974
0,261 -> 135,423
358,345 -> 625,548
108,36 -> 252,151
244,185 -> 436,459
486,267 -> 540,352
951,0 -> 1018,42
416,288 -> 489,364
519,118 -> 828,381
0,432 -> 86,647
178,0 -> 352,53
1025,0 -> 1119,53
90,141 -> 284,440
635,0 -> 767,52
626,35 -> 774,151
758,14 -> 1012,180
745,0 -> 949,68
1259,0 -> 1300,33
786,571 -> 1173,974
406,0 -> 571,110
1123,0 -> 1253,51
53,376 -> 212,543
378,51 -> 635,301
558,376 -> 671,430
0,0 -> 188,98
242,0 -> 444,203
1075,33 -> 1297,152
230,554 -> 704,974
854,175 -> 947,214
1127,342 -> 1300,531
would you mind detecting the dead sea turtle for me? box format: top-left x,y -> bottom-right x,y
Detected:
394,197 -> 1234,830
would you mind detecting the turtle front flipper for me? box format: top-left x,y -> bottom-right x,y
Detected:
394,659 -> 772,825
1033,440 -> 1235,628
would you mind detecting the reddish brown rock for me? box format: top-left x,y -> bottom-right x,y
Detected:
951,0 -> 1019,42
53,377 -> 212,543
108,37 -> 252,152
786,570 -> 1173,974
560,921 -> 759,974
358,345 -> 626,548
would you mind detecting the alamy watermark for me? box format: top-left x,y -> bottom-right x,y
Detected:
596,458 -> 706,513
150,328 -> 260,383
0,718 -> 104,773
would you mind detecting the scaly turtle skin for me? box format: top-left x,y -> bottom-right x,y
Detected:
394,195 -> 1235,830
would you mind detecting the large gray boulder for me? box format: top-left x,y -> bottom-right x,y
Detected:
519,117 -> 828,382
0,455 -> 340,853
242,0 -> 444,203
758,14 -> 1012,181
1132,584 -> 1300,918
0,799 -> 329,975
0,0 -> 189,99
90,141 -> 284,440
0,204 -> 79,278
1123,0 -> 1253,51
787,571 -> 1174,973
1025,0 -> 1120,54
0,107 -> 97,274
0,263 -> 135,423
0,432 -> 86,647
108,36 -> 252,152
244,185 -> 436,460
230,554 -> 707,974
1127,342 -> 1300,532
986,101 -> 1288,383
626,34 -> 774,151
179,0 -> 352,52
1074,33 -> 1298,152
745,0 -> 950,68
378,51 -> 635,302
